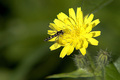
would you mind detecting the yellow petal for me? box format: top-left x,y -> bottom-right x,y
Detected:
57,12 -> 68,21
84,15 -> 89,23
76,7 -> 83,25
50,43 -> 61,51
64,18 -> 72,26
49,23 -> 61,31
60,45 -> 70,58
84,33 -> 93,38
89,31 -> 101,37
48,30 -> 56,35
82,39 -> 88,48
67,45 -> 74,55
87,14 -> 94,23
69,8 -> 76,21
54,19 -> 65,30
76,40 -> 82,50
68,17 -> 76,26
91,19 -> 100,28
85,24 -> 92,32
80,48 -> 86,55
64,18 -> 73,30
48,37 -> 57,42
72,38 -> 78,47
88,38 -> 99,45
76,38 -> 84,50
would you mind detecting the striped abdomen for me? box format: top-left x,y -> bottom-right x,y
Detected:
44,30 -> 64,41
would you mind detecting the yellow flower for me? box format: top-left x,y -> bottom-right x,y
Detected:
47,7 -> 101,58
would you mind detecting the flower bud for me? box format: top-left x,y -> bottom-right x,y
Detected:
74,52 -> 88,69
96,49 -> 111,68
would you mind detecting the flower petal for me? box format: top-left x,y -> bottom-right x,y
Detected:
50,43 -> 61,51
76,43 -> 80,50
48,30 -> 56,35
57,12 -> 68,21
54,19 -> 65,30
91,19 -> 100,28
76,40 -> 82,50
82,39 -> 88,48
84,15 -> 89,23
64,18 -> 73,30
85,24 -> 92,33
87,14 -> 94,23
69,8 -> 76,21
72,38 -> 78,47
88,38 -> 99,45
60,45 -> 70,58
76,7 -> 83,25
49,23 -> 61,31
89,31 -> 101,37
48,37 -> 57,42
84,33 -> 93,38
80,48 -> 86,55
66,45 -> 74,55
64,18 -> 72,26
68,17 -> 76,26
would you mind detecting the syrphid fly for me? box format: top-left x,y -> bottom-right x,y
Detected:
44,30 -> 64,41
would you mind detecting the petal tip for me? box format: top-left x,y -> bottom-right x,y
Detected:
77,7 -> 81,10
60,55 -> 64,58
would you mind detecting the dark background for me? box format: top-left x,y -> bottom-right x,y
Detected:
0,0 -> 119,80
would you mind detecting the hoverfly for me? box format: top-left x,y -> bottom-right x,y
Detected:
44,30 -> 64,41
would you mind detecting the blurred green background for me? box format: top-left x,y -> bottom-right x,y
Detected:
0,0 -> 120,80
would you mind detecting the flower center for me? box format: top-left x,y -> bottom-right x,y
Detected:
57,25 -> 87,46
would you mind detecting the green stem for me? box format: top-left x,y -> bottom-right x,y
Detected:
86,51 -> 103,80
86,51 -> 95,73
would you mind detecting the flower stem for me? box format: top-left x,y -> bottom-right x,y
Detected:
86,51 -> 95,73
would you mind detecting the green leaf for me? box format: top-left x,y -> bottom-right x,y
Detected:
114,57 -> 120,73
47,68 -> 94,78
104,63 -> 120,80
